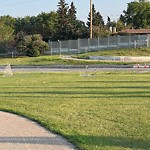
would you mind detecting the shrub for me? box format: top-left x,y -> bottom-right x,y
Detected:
26,49 -> 40,57
16,34 -> 48,57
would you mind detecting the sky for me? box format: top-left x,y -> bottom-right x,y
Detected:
0,0 -> 133,22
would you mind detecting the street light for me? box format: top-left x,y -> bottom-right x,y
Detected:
90,0 -> 93,39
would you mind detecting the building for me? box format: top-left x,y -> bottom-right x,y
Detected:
116,29 -> 150,35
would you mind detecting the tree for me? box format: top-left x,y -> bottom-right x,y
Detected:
36,12 -> 58,41
123,1 -> 150,28
0,15 -> 16,29
87,4 -> 104,27
0,21 -> 14,42
67,2 -> 77,39
0,20 -> 14,53
15,16 -> 31,34
16,34 -> 48,57
116,20 -> 126,31
92,26 -> 110,38
56,0 -> 69,40
75,20 -> 89,39
68,2 -> 77,21
87,4 -> 105,38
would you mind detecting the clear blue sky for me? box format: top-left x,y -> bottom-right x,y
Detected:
0,0 -> 133,22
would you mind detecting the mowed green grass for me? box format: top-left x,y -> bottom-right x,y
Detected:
0,72 -> 150,150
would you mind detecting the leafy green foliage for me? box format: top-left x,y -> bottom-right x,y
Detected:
0,20 -> 14,53
0,20 -> 14,42
36,12 -> 58,41
16,34 -> 48,57
123,1 -> 150,28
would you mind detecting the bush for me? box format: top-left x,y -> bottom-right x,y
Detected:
26,49 -> 40,57
16,34 -> 48,57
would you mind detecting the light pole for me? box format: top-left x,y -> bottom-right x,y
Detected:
90,0 -> 93,39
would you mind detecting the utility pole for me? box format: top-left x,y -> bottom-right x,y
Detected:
90,0 -> 93,39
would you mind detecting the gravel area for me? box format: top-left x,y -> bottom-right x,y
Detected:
0,111 -> 76,150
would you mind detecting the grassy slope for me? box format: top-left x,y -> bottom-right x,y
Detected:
0,55 -> 107,66
0,48 -> 150,66
0,72 -> 149,150
73,48 -> 150,59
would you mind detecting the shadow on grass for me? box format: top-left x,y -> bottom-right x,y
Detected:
0,90 -> 150,99
69,135 -> 150,150
77,80 -> 150,83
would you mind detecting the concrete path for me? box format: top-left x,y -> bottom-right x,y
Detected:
0,111 -> 76,150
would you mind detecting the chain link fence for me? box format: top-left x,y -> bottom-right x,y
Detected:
46,34 -> 149,55
0,34 -> 149,57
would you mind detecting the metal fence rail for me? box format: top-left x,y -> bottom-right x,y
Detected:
47,34 -> 150,55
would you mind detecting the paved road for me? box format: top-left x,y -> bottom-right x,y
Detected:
1,66 -> 150,73
0,111 -> 76,150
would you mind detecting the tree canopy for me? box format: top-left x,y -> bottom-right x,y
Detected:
123,0 -> 150,28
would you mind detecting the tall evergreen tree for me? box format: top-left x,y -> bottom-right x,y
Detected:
87,4 -> 104,27
86,4 -> 105,38
68,2 -> 77,21
57,0 -> 69,40
68,2 -> 78,39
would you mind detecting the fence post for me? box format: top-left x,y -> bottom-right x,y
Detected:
128,35 -> 131,48
50,42 -> 53,56
88,38 -> 90,52
107,36 -> 110,50
84,39 -> 87,53
12,52 -> 14,58
78,39 -> 80,54
68,40 -> 70,55
48,40 -> 52,56
147,34 -> 150,48
134,40 -> 137,49
59,40 -> 61,56
138,35 -> 141,48
117,35 -> 120,49
97,37 -> 99,50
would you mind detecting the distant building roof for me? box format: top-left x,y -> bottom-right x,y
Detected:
118,29 -> 150,35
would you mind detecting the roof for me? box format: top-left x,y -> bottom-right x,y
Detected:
119,29 -> 150,34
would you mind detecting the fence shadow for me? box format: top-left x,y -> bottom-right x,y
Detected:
68,135 -> 150,150
0,136 -> 67,145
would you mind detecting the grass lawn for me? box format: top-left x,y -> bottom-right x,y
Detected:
0,72 -> 150,150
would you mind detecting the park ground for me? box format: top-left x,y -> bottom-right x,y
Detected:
0,71 -> 149,150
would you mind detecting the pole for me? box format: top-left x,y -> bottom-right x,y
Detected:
90,0 -> 93,39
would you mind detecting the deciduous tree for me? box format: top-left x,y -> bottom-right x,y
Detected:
123,0 -> 150,28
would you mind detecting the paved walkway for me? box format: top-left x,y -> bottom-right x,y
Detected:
0,111 -> 76,150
